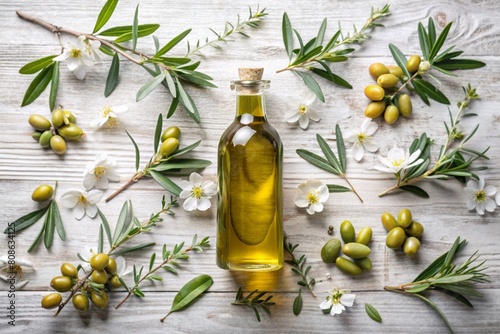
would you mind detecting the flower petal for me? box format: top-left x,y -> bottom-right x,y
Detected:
319,299 -> 332,310
484,186 -> 497,197
307,108 -> 321,121
196,197 -> 212,211
86,204 -> 98,218
294,198 -> 310,208
298,114 -> 310,129
188,172 -> 203,186
94,176 -> 110,190
179,190 -> 192,199
363,140 -> 379,153
340,293 -> 356,307
183,196 -> 198,211
86,189 -> 103,204
74,205 -> 86,220
285,111 -> 301,123
484,198 -> 496,213
330,303 -> 345,315
73,65 -> 87,80
352,143 -> 364,161
83,173 -> 96,190
467,199 -> 477,211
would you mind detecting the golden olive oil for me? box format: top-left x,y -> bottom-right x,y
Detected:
216,72 -> 283,271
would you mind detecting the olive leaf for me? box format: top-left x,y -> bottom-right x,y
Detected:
92,0 -> 118,34
49,61 -> 59,110
104,53 -> 120,97
99,24 -> 160,38
155,29 -> 191,57
293,289 -> 303,316
149,171 -> 182,196
21,63 -> 54,107
19,55 -> 57,74
231,287 -> 276,322
365,303 -> 382,323
161,274 -> 213,321
132,4 -> 139,50
153,113 -> 163,153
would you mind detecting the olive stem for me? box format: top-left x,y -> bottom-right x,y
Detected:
343,176 -> 363,203
105,172 -> 145,202
53,270 -> 93,317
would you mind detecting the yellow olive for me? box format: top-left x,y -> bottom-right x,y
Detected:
364,101 -> 386,118
363,84 -> 385,101
57,123 -> 83,141
384,105 -> 400,124
60,263 -> 78,278
335,257 -> 363,276
105,257 -> 117,275
32,131 -> 42,141
387,65 -> 404,78
405,221 -> 425,237
386,227 -> 406,249
51,109 -> 65,128
321,238 -> 341,263
377,73 -> 399,89
354,257 -> 372,271
31,184 -> 54,202
50,135 -> 67,155
403,237 -> 421,257
397,208 -> 413,228
340,220 -> 355,243
91,270 -> 108,285
68,112 -> 77,124
161,126 -> 181,142
90,290 -> 109,310
72,293 -> 90,312
342,242 -> 371,259
406,55 -> 421,73
39,130 -> 53,148
160,137 -> 179,157
110,275 -> 122,289
50,275 -> 74,292
90,253 -> 109,271
381,212 -> 398,231
355,227 -> 373,245
29,114 -> 51,131
41,292 -> 62,309
368,63 -> 390,79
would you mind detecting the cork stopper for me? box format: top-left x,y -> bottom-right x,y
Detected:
233,68 -> 266,94
238,67 -> 264,80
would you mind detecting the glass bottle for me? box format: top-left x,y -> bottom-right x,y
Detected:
216,68 -> 283,271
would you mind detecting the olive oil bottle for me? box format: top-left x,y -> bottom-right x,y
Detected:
216,68 -> 283,271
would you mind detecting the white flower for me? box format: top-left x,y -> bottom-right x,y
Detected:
374,145 -> 423,177
83,153 -> 120,190
285,91 -> 320,129
115,256 -> 132,277
294,179 -> 329,215
496,192 -> 500,207
60,189 -> 103,220
179,173 -> 218,211
54,36 -> 95,80
90,105 -> 129,129
344,118 -> 379,161
464,178 -> 497,215
319,288 -> 356,316
82,38 -> 103,63
0,255 -> 33,290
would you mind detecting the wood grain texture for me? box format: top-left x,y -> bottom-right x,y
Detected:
1,0 -> 499,333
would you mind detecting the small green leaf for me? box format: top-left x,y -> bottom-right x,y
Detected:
427,17 -> 437,46
433,274 -> 474,284
388,43 -> 410,79
310,65 -> 352,89
27,219 -> 46,253
154,113 -> 163,154
98,225 -> 104,254
413,79 -> 450,105
93,0 -> 119,33
4,205 -> 49,234
136,71 -> 167,102
125,130 -> 140,172
418,22 -> 430,60
104,53 -> 120,97
296,149 -> 338,174
327,184 -> 351,193
413,293 -> 453,333
314,19 -> 327,48
112,199 -> 133,245
97,209 -> 112,247
149,252 -> 156,272
335,124 -> 347,173
155,29 -> 192,57
168,140 -> 201,158
293,289 -> 303,316
19,55 -> 57,74
316,133 -> 342,172
22,63 -> 54,107
132,5 -> 139,50
49,61 -> 59,111
400,185 -> 430,198
365,303 -> 382,322
167,98 -> 180,119
111,242 -> 156,257
100,24 -> 160,38
152,159 -> 212,172
406,283 -> 431,293
161,274 -> 213,321
428,22 -> 452,61
295,71 -> 325,102
149,170 -> 182,196
164,71 -> 177,98
282,12 -> 294,60
51,200 -> 65,241
434,59 -> 486,71
43,203 -> 55,249
176,80 -> 195,114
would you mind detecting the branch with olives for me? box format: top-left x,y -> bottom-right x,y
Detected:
278,4 -> 390,102
105,113 -> 211,202
363,17 -> 485,124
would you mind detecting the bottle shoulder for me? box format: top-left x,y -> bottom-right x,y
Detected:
219,119 -> 282,148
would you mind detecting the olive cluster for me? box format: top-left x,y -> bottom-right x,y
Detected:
29,109 -> 84,155
159,126 -> 181,158
363,56 -> 422,124
381,208 -> 425,257
321,220 -> 373,277
41,253 -> 121,312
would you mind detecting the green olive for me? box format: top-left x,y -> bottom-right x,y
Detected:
51,109 -> 65,128
381,212 -> 398,231
31,184 -> 54,202
161,126 -> 181,142
32,131 -> 42,141
387,65 -> 404,78
354,257 -> 372,271
90,290 -> 109,310
110,275 -> 122,289
335,257 -> 363,276
340,220 -> 355,243
60,263 -> 78,278
355,227 -> 372,245
384,105 -> 400,124
91,270 -> 108,285
398,94 -> 413,117
160,137 -> 179,157
72,293 -> 90,312
342,242 -> 371,259
368,63 -> 390,79
364,101 -> 386,118
397,208 -> 413,228
406,55 -> 421,73
363,84 -> 385,101
38,130 -> 53,148
29,114 -> 51,131
321,238 -> 341,263
405,221 -> 424,237
105,257 -> 117,275
403,237 -> 421,257
90,253 -> 109,271
57,123 -> 83,141
41,292 -> 62,309
377,73 -> 399,88
50,276 -> 74,292
50,135 -> 67,155
386,227 -> 406,249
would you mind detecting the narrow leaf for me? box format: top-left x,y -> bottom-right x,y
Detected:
335,124 -> 347,173
418,22 -> 430,60
155,29 -> 192,57
43,203 -> 55,249
149,252 -> 156,272
49,61 -> 59,111
152,159 -> 212,172
295,71 -> 325,102
413,79 -> 450,105
388,44 -> 410,79
400,185 -> 430,198
164,71 -> 177,98
98,225 -> 104,253
429,22 -> 452,61
168,140 -> 201,158
51,200 -> 66,241
27,219 -> 46,253
149,170 -> 182,196
112,199 -> 133,244
167,97 -> 180,119
365,303 -> 382,322
434,286 -> 474,307
327,184 -> 351,192
132,5 -> 139,51
125,130 -> 140,172
433,274 -> 474,284
293,289 -> 302,316
406,283 -> 431,293
100,24 -> 160,38
176,80 -> 195,114
104,53 -> 120,97
434,59 -> 486,71
154,113 -> 163,154
97,209 -> 112,247
314,19 -> 327,47
111,242 -> 156,257
413,293 -> 453,333
136,71 -> 167,102
93,0 -> 119,33
21,63 -> 54,107
4,205 -> 49,234
428,17 -> 437,45
19,55 -> 57,74
282,12 -> 294,60
316,134 -> 342,172
296,149 -> 338,174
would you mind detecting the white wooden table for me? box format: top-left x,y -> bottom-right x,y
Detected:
1,0 -> 499,332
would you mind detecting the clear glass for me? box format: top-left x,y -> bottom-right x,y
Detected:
216,80 -> 283,271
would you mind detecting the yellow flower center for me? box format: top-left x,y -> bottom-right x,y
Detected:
298,104 -> 307,114
474,190 -> 487,203
1,264 -> 24,277
70,48 -> 82,58
391,158 -> 405,167
101,106 -> 118,128
357,133 -> 366,143
78,195 -> 89,206
306,191 -> 319,204
192,186 -> 203,199
94,166 -> 106,178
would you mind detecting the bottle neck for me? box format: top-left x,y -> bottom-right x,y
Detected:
235,93 -> 267,119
